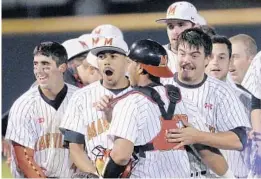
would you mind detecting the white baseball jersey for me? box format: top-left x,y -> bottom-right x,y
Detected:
60,80 -> 132,161
242,51 -> 261,99
107,85 -> 211,178
5,84 -> 78,178
162,73 -> 251,177
224,78 -> 252,177
226,78 -> 252,118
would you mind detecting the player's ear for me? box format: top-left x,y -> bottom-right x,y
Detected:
58,63 -> 67,73
137,63 -> 143,75
205,54 -> 211,67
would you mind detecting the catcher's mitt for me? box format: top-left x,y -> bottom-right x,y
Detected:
71,172 -> 99,178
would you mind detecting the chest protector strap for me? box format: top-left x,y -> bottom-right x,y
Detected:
131,84 -> 184,157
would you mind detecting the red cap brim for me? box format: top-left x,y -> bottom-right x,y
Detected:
141,64 -> 174,78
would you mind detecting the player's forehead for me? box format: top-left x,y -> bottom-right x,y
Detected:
212,43 -> 229,56
33,54 -> 55,63
178,42 -> 204,54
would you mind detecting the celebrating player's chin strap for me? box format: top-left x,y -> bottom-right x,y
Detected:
94,83 -> 182,178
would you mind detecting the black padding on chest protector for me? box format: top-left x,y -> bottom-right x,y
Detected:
132,84 -> 181,120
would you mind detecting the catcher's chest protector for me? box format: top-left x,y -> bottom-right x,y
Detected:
128,84 -> 186,154
151,114 -> 187,150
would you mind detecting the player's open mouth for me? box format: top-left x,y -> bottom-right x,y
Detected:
38,76 -> 47,81
103,68 -> 114,76
211,69 -> 221,72
182,65 -> 194,71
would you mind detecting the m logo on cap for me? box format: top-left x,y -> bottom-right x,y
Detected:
94,28 -> 101,34
79,41 -> 89,49
104,38 -> 113,45
167,5 -> 176,16
92,37 -> 100,46
159,55 -> 168,66
92,37 -> 114,46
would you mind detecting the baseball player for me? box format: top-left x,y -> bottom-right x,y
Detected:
59,36 -> 132,175
5,41 -> 79,178
76,52 -> 102,85
156,1 -> 205,73
162,28 -> 251,178
94,39 -> 233,178
62,38 -> 91,88
242,51 -> 261,177
229,34 -> 257,85
205,35 -> 252,177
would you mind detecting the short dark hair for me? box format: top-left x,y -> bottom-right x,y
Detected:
33,41 -> 68,66
177,28 -> 212,57
198,25 -> 217,37
211,35 -> 232,58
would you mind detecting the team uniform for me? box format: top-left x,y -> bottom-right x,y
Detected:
242,51 -> 261,100
60,80 -> 132,162
162,73 -> 251,178
242,51 -> 261,178
5,84 -> 78,178
107,85 -> 211,178
226,76 -> 252,117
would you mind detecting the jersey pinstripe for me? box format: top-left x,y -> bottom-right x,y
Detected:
60,80 -> 132,162
162,74 -> 251,177
5,84 -> 78,178
242,51 -> 261,99
107,85 -> 210,178
226,79 -> 251,118
224,79 -> 252,177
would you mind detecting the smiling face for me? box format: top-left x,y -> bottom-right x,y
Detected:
97,51 -> 128,88
33,54 -> 65,90
167,20 -> 194,52
177,42 -> 209,84
205,43 -> 230,81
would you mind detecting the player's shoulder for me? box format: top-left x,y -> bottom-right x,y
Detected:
11,87 -> 39,109
69,81 -> 101,97
206,75 -> 231,89
114,85 -> 165,107
66,83 -> 80,92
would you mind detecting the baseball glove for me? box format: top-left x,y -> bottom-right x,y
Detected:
71,172 -> 100,178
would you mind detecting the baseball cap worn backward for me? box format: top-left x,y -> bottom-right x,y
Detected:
128,39 -> 174,78
91,24 -> 124,39
156,1 -> 198,24
91,37 -> 128,56
86,52 -> 98,69
62,38 -> 90,61
78,33 -> 100,49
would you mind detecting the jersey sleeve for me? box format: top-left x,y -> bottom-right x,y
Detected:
5,98 -> 37,149
108,96 -> 139,144
242,52 -> 261,99
216,87 -> 251,132
60,92 -> 85,135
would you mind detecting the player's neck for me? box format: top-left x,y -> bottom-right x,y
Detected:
177,73 -> 206,86
40,81 -> 65,100
170,44 -> 178,54
137,76 -> 153,87
102,76 -> 129,90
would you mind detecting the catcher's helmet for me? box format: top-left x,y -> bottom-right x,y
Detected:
128,39 -> 173,78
